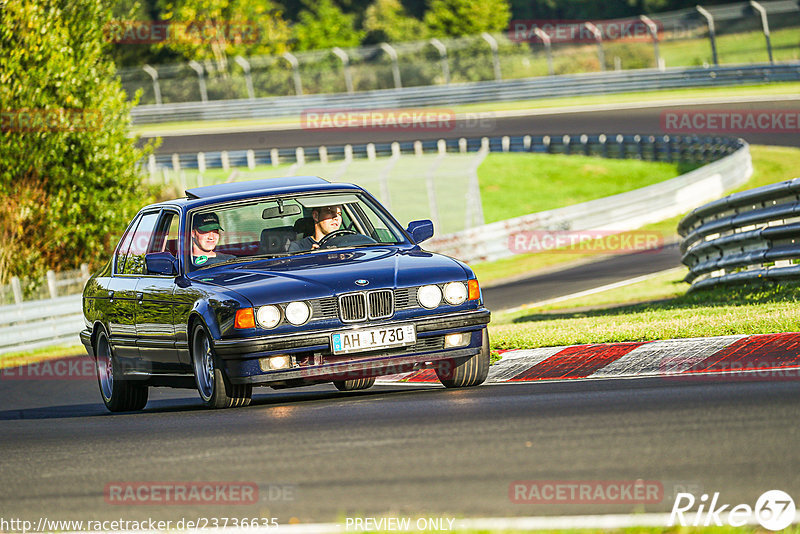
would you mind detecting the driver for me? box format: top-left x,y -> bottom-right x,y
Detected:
288,205 -> 342,252
191,212 -> 235,267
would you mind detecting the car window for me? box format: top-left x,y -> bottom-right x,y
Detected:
150,210 -> 180,256
187,192 -> 406,270
121,211 -> 160,275
115,214 -> 141,274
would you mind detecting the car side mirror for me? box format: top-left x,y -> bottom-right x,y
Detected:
145,252 -> 178,275
406,220 -> 434,243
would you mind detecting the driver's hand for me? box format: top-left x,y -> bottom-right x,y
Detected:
311,243 -> 319,250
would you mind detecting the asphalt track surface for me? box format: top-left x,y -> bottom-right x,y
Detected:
482,243 -> 682,311
145,100 -> 800,153
2,372 -> 799,524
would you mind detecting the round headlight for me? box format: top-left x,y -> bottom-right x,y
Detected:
443,281 -> 468,305
417,284 -> 442,309
256,305 -> 281,328
285,301 -> 311,325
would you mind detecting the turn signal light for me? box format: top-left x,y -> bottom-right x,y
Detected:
234,308 -> 256,329
468,279 -> 481,300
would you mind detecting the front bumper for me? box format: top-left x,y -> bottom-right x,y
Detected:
214,308 -> 490,385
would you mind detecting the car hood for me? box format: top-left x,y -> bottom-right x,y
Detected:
189,246 -> 470,303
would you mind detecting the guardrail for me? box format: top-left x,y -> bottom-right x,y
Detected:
131,63 -> 800,124
3,133 -> 750,354
678,177 -> 800,290
0,295 -> 84,355
425,135 -> 752,263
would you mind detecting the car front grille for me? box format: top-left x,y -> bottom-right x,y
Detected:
338,290 -> 395,322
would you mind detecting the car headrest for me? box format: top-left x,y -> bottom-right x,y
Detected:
293,217 -> 314,237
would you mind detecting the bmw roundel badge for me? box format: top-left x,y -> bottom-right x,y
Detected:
355,279 -> 369,286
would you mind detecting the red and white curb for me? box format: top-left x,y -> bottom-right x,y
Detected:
378,332 -> 800,384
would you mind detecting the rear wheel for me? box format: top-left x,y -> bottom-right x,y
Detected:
191,324 -> 252,409
436,328 -> 490,388
95,330 -> 148,412
333,377 -> 376,391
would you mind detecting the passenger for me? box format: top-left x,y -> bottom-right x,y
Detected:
191,212 -> 235,267
288,205 -> 342,252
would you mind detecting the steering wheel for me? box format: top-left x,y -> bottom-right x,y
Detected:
317,229 -> 358,248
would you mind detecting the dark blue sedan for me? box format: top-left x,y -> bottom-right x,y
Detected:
80,177 -> 491,410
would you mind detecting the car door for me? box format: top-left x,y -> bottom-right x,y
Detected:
135,209 -> 182,372
107,211 -> 159,372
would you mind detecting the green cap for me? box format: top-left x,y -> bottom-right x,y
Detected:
194,212 -> 223,232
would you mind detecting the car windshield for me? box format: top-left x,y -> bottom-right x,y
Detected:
187,191 -> 407,270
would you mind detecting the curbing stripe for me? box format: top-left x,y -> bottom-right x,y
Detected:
510,342 -> 648,381
686,332 -> 800,374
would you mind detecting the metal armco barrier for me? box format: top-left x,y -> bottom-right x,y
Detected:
0,295 -> 84,355
425,136 -> 752,263
679,176 -> 800,290
131,63 -> 800,125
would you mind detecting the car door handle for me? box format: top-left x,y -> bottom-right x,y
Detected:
108,290 -> 114,301
136,292 -> 144,302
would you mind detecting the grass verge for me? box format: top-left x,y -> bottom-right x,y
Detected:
0,343 -> 86,369
489,277 -> 800,351
473,144 -> 800,286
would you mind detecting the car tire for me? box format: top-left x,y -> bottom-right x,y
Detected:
333,377 -> 376,391
436,328 -> 490,388
191,324 -> 252,409
95,330 -> 149,412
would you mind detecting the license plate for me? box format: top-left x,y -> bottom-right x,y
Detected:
331,325 -> 416,355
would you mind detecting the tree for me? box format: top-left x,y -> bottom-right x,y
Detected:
424,0 -> 511,37
0,0 -> 155,288
363,0 -> 427,43
292,0 -> 364,51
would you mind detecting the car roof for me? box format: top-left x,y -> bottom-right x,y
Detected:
149,176 -> 365,211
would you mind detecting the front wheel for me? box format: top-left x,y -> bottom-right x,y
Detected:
95,330 -> 148,412
191,324 -> 252,409
436,328 -> 490,388
333,377 -> 376,391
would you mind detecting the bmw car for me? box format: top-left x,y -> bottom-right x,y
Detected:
80,176 -> 491,411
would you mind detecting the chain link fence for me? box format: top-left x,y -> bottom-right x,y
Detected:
118,1 -> 800,106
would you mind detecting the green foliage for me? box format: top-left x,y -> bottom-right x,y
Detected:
424,0 -> 512,37
154,0 -> 291,64
0,0 -> 155,286
362,0 -> 427,43
293,0 -> 364,51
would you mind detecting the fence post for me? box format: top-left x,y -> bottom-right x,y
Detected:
171,153 -> 181,172
46,270 -> 57,299
523,135 -> 531,151
459,138 -> 467,154
142,65 -> 162,106
379,43 -> 402,89
533,28 -> 554,76
429,38 -> 450,84
282,52 -> 303,96
197,152 -> 206,173
581,134 -> 590,156
617,134 -> 626,159
367,143 -> 376,161
599,134 -> 608,158
81,263 -> 90,280
437,139 -> 447,156
234,56 -> 255,99
640,15 -> 662,70
635,135 -> 644,159
188,60 -> 208,102
543,135 -> 551,153
270,148 -> 279,166
221,151 -> 230,171
748,1 -> 773,64
414,140 -> 423,157
563,134 -> 571,155
11,276 -> 22,305
319,146 -> 328,165
696,6 -> 719,66
295,147 -> 305,166
247,149 -> 256,169
332,47 -> 354,94
583,22 -> 605,71
481,33 -> 502,81
501,136 -> 510,152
